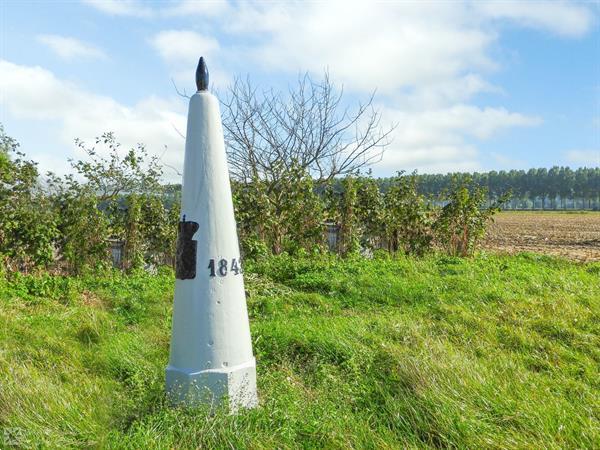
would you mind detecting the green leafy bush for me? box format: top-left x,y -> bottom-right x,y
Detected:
0,125 -> 59,271
383,172 -> 435,256
434,177 -> 510,256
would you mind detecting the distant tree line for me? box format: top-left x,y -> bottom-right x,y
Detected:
407,167 -> 600,210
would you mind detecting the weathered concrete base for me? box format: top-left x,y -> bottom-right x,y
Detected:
165,359 -> 258,411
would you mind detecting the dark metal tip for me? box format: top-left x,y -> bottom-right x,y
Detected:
196,56 -> 209,91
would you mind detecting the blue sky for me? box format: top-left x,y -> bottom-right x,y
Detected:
1,0 -> 599,182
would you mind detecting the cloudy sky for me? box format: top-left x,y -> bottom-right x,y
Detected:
1,0 -> 599,182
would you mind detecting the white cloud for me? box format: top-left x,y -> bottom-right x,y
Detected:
85,0 -> 595,40
33,1 -> 600,174
240,2 -> 495,95
376,144 -> 482,175
82,0 -> 154,17
83,0 -> 231,18
146,2 -> 553,172
0,60 -> 187,181
476,0 -> 595,38
216,1 -> 595,95
394,74 -> 503,110
373,104 -> 541,173
383,105 -> 540,148
151,30 -> 229,88
37,34 -> 107,61
425,105 -> 542,140
166,0 -> 230,17
565,149 -> 600,166
223,2 -> 292,34
152,30 -> 219,64
164,1 -> 578,172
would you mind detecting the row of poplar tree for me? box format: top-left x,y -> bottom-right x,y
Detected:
412,167 -> 600,210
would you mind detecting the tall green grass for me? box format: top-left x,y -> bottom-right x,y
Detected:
1,254 -> 598,448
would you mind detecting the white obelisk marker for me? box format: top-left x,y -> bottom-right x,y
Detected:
166,57 -> 258,410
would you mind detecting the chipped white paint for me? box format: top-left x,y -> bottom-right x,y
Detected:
166,89 -> 258,411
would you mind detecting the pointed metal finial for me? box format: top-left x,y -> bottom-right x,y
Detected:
196,57 -> 209,91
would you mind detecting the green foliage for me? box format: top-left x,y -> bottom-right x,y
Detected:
232,178 -> 272,259
142,193 -> 179,268
1,127 -> 177,274
234,163 -> 325,256
72,132 -> 163,201
0,254 -> 598,448
46,132 -> 173,273
122,194 -> 145,271
383,172 -> 434,256
324,176 -> 362,256
47,174 -> 111,274
0,125 -> 58,271
324,174 -> 387,256
354,174 -> 385,250
435,177 -> 510,256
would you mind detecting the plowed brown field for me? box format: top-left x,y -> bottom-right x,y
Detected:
483,211 -> 600,262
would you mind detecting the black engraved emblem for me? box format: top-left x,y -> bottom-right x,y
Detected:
176,219 -> 199,280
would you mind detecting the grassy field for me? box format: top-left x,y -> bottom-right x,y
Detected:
1,253 -> 599,448
484,211 -> 600,262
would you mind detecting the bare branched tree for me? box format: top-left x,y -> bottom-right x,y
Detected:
221,72 -> 396,184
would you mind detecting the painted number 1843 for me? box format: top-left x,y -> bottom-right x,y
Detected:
207,258 -> 242,277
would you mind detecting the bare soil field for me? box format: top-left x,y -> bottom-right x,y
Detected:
483,211 -> 600,262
